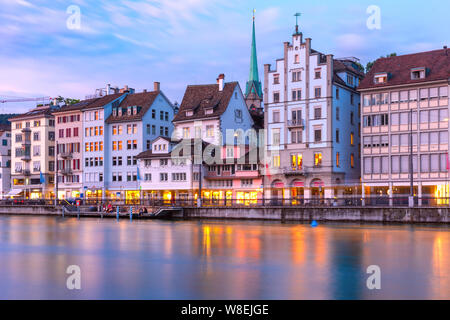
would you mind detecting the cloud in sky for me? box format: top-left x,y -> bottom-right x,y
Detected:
0,0 -> 449,112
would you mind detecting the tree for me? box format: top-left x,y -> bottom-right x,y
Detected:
366,53 -> 397,73
55,95 -> 80,106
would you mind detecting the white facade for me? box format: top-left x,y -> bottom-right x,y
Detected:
0,129 -> 11,198
138,137 -> 199,201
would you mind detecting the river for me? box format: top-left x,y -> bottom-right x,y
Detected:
0,216 -> 448,299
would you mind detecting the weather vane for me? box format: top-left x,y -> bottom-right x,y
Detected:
294,12 -> 302,33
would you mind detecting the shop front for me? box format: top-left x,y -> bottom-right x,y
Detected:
270,181 -> 284,205
290,180 -> 304,205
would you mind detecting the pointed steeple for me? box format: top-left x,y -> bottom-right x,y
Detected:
245,10 -> 262,98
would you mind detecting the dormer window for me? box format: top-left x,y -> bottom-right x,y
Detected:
127,106 -> 132,115
374,73 -> 388,84
205,108 -> 214,115
118,108 -> 122,116
112,108 -> 117,116
186,110 -> 193,117
133,106 -> 137,115
411,67 -> 426,80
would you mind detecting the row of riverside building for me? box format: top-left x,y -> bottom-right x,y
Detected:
1,18 -> 449,205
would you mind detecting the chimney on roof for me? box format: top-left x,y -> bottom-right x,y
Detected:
143,89 -> 147,93
106,84 -> 111,96
154,82 -> 160,91
217,74 -> 225,91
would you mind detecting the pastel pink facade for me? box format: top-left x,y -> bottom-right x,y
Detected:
53,110 -> 83,198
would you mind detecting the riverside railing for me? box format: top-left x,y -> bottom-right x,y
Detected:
2,196 -> 450,208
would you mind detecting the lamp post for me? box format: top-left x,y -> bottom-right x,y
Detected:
409,108 -> 414,207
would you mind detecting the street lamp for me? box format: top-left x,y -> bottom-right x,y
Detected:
409,108 -> 414,207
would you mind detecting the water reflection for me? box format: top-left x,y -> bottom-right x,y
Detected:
0,216 -> 448,299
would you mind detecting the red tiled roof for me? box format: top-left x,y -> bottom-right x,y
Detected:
9,105 -> 59,121
105,91 -> 159,124
359,48 -> 450,90
173,82 -> 239,122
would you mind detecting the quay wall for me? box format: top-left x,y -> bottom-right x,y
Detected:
0,205 -> 449,223
177,206 -> 450,223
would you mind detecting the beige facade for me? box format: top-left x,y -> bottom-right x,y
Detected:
359,48 -> 450,206
361,83 -> 449,205
9,106 -> 56,199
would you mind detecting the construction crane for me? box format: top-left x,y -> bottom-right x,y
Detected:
0,96 -> 52,104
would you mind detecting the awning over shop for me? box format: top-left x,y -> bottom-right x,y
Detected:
274,182 -> 284,188
6,189 -> 23,196
292,181 -> 304,188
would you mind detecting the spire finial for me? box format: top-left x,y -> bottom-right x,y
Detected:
294,12 -> 301,34
253,8 -> 256,21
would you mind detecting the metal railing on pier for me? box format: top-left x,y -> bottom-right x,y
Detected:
2,196 -> 450,208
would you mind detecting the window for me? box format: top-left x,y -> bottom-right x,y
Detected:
314,153 -> 322,166
291,129 -> 302,144
314,87 -> 321,98
292,71 -> 301,82
350,153 -> 355,168
160,173 -> 168,182
350,94 -> 354,105
205,125 -> 214,138
272,155 -> 280,168
314,129 -> 321,143
292,89 -> 301,101
420,88 -> 429,100
336,152 -> 340,167
314,107 -> 321,120
291,110 -> 302,125
273,92 -> 280,103
291,153 -> 303,170
350,132 -> 354,146
421,154 -> 429,172
272,128 -> 280,145
315,69 -> 321,79
183,127 -> 190,139
347,75 -> 354,86
364,157 -> 372,174
350,112 -> 354,125
272,111 -> 280,123
152,109 -> 156,119
391,113 -> 399,125
336,129 -> 340,143
273,74 -> 280,84
411,68 -> 426,80
374,73 -> 388,84
336,88 -> 340,100
294,54 -> 299,64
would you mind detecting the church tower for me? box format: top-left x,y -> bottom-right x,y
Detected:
245,11 -> 263,115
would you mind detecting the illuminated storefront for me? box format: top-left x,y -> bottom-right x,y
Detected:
435,184 -> 449,205
126,190 -> 141,204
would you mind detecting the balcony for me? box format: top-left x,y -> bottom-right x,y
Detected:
60,152 -> 73,159
21,127 -> 31,133
287,119 -> 305,128
282,166 -> 308,176
21,154 -> 31,161
60,168 -> 72,175
23,169 -> 31,176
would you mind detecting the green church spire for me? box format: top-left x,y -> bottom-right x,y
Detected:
245,10 -> 262,98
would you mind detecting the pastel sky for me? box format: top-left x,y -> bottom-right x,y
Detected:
0,0 -> 449,112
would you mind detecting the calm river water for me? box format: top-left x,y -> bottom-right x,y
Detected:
0,216 -> 448,299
